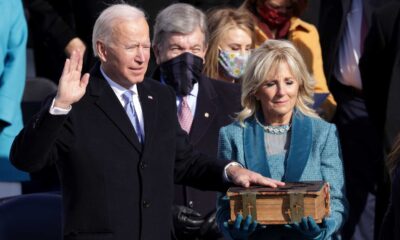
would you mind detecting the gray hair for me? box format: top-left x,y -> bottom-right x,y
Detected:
237,39 -> 317,124
152,3 -> 208,49
92,4 -> 146,57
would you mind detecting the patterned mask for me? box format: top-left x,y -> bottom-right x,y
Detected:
218,50 -> 250,80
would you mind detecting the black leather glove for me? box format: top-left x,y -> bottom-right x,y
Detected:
172,205 -> 204,240
199,210 -> 222,239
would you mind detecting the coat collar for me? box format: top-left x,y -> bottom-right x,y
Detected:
253,16 -> 312,46
137,81 -> 157,153
243,109 -> 313,181
289,17 -> 312,33
189,76 -> 217,144
88,64 -> 157,153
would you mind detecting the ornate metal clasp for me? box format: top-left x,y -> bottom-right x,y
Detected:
285,193 -> 304,223
240,192 -> 257,221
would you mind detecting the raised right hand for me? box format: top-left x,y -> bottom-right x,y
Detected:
54,50 -> 90,109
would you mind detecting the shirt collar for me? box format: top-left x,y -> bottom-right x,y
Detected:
100,66 -> 138,97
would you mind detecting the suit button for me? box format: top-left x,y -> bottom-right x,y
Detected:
140,162 -> 147,169
188,200 -> 194,208
143,200 -> 151,208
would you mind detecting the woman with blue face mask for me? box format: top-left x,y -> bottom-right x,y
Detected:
204,8 -> 255,83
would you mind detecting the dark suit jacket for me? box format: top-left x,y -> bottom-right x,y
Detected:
360,2 -> 400,149
318,0 -> 394,83
175,77 -> 241,216
10,65 -> 230,240
152,69 -> 241,216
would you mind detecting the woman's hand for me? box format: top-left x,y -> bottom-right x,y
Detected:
285,216 -> 326,240
223,213 -> 257,239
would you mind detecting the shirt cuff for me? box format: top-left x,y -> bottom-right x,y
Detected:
223,162 -> 244,182
49,98 -> 72,115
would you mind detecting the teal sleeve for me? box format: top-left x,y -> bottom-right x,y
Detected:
0,0 -> 27,127
217,127 -> 234,239
320,124 -> 349,238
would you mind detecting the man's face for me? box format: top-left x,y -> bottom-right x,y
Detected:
97,17 -> 151,88
154,26 -> 207,64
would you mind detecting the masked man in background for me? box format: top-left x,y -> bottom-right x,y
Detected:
152,3 -> 242,240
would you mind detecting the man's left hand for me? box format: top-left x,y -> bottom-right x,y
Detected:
227,165 -> 285,188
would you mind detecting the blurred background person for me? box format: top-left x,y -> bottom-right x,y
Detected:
360,1 -> 400,164
360,2 -> 400,239
203,8 -> 255,83
0,0 -> 29,198
216,40 -> 347,239
239,0 -> 336,120
24,0 -> 86,84
152,4 -> 241,239
319,0 -> 395,239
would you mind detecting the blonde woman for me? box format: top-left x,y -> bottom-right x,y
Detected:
216,40 -> 348,239
240,0 -> 336,120
204,8 -> 255,83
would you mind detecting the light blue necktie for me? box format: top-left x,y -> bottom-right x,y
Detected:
122,90 -> 143,143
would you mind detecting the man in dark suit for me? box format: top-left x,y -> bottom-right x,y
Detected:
151,4 -> 241,239
360,1 -> 400,155
10,4 -> 282,240
319,0 -> 394,239
360,4 -> 400,239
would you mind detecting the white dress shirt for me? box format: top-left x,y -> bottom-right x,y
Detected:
176,83 -> 199,115
49,67 -> 145,140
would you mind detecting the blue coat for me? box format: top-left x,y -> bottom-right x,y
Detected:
0,0 -> 29,181
217,110 -> 348,239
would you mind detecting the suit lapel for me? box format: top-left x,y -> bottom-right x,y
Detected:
189,77 -> 217,144
137,81 -> 157,152
283,111 -> 312,181
89,66 -> 142,152
243,115 -> 272,178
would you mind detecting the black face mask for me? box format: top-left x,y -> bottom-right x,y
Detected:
160,52 -> 203,96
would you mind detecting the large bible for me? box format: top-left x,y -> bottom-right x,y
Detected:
227,181 -> 330,224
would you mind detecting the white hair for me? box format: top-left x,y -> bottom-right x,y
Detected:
152,3 -> 208,49
92,4 -> 146,56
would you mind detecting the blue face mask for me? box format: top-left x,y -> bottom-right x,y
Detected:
218,50 -> 251,80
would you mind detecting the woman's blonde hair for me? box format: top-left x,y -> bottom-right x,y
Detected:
203,8 -> 255,80
237,39 -> 317,124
